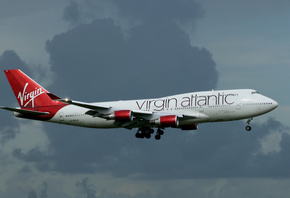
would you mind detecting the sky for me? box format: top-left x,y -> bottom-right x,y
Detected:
0,0 -> 290,197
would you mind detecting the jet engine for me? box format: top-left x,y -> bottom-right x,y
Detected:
106,110 -> 133,122
153,115 -> 179,127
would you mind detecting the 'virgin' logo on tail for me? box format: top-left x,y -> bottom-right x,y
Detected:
17,83 -> 45,107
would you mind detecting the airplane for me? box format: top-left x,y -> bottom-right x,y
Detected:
0,69 -> 278,140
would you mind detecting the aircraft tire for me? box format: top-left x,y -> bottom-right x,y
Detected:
155,135 -> 161,140
145,133 -> 151,139
135,133 -> 141,138
157,129 -> 164,135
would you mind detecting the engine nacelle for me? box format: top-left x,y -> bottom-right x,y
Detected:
107,110 -> 133,122
180,124 -> 198,130
153,115 -> 179,127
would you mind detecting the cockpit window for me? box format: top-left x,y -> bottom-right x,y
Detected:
251,91 -> 259,94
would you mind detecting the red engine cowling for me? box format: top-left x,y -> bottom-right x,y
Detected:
107,110 -> 133,122
155,115 -> 179,127
180,124 -> 198,130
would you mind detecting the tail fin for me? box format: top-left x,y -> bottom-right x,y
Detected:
4,69 -> 58,108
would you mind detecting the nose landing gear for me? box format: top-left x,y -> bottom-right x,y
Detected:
245,118 -> 253,131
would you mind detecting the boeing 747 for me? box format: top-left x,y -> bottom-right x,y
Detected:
0,69 -> 278,140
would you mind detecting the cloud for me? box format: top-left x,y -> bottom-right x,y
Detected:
63,0 -> 81,25
27,190 -> 37,198
113,0 -> 204,25
38,0 -> 218,178
61,0 -> 118,27
26,182 -> 48,198
0,0 -> 62,19
0,50 -> 27,69
0,126 -> 18,145
0,51 -> 53,146
0,0 -> 288,197
6,0 -> 278,180
46,20 -> 217,100
76,178 -> 97,198
11,116 -> 290,179
1,0 -> 286,183
0,51 -> 28,144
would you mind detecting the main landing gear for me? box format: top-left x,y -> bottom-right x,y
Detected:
154,128 -> 164,140
245,118 -> 253,131
135,127 -> 164,140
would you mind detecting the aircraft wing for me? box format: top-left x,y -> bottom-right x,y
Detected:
57,99 -> 111,112
56,98 -> 202,129
0,106 -> 50,115
180,113 -> 198,119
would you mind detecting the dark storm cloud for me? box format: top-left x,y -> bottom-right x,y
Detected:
18,165 -> 33,173
46,20 -> 217,100
12,117 -> 290,179
26,182 -> 48,198
63,0 -> 81,25
17,0 -> 283,180
0,50 -> 29,144
0,50 -> 33,103
88,118 -> 290,179
40,181 -> 48,198
13,147 -> 46,162
0,50 -> 27,69
113,0 -> 204,25
0,127 -> 17,145
0,0 -> 61,19
76,178 -> 97,198
41,0 -> 217,176
27,190 -> 37,198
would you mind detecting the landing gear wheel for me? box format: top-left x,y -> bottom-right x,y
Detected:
157,128 -> 164,136
135,133 -> 141,138
136,127 -> 153,139
139,133 -> 145,138
145,133 -> 151,139
245,118 -> 253,131
155,135 -> 161,140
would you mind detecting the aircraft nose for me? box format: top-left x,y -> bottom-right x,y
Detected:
271,99 -> 278,109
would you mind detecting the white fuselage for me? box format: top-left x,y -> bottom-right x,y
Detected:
49,89 -> 278,129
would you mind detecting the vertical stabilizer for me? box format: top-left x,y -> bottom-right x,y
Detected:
4,69 -> 59,107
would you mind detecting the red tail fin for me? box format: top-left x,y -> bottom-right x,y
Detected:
4,69 -> 59,107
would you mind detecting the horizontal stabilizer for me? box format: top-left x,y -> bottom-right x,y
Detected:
0,106 -> 50,115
